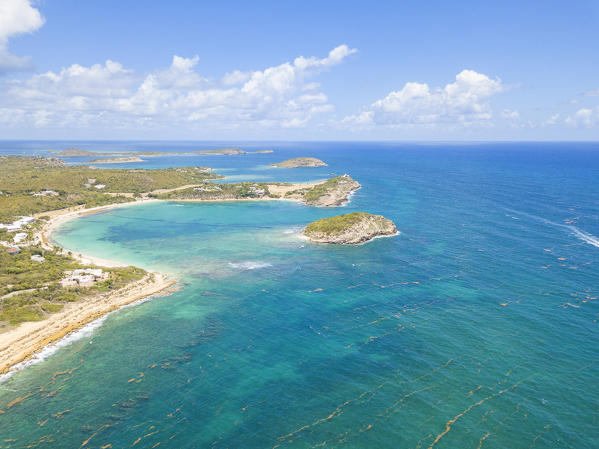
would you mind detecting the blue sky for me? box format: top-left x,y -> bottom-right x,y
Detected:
1,0 -> 598,140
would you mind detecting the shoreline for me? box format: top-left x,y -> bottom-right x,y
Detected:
39,199 -> 160,267
0,272 -> 177,376
0,177 -> 341,377
0,199 -> 175,377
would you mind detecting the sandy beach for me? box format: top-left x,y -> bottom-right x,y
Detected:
37,199 -> 160,266
0,181 -> 324,376
0,199 -> 176,376
0,272 -> 176,375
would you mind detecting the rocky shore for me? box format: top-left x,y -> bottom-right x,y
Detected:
285,174 -> 360,206
302,212 -> 398,244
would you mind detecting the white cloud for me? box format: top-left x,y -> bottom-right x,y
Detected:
540,113 -> 559,126
339,111 -> 374,128
0,0 -> 44,72
565,108 -> 598,127
584,89 -> 599,97
0,44 -> 357,129
222,70 -> 250,86
501,109 -> 519,119
343,70 -> 504,127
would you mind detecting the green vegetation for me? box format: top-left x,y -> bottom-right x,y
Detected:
55,149 -> 97,157
0,242 -> 145,326
0,156 -> 221,222
270,157 -> 327,168
54,147 -> 273,158
304,212 -> 370,235
56,148 -> 246,157
88,156 -> 144,164
195,148 -> 245,155
154,182 -> 276,201
285,175 -> 347,203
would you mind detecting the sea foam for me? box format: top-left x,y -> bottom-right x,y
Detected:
0,294 -> 159,384
0,316 -> 107,384
228,261 -> 272,270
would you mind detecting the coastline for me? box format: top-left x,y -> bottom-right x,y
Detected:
0,177 -> 344,377
38,199 -> 160,267
0,199 -> 175,377
0,272 -> 176,376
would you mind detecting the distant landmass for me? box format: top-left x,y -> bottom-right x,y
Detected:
89,157 -> 144,164
55,148 -> 97,157
55,148 -> 275,157
195,148 -> 246,155
270,157 -> 327,168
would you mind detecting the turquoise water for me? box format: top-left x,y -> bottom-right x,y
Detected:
1,142 -> 598,448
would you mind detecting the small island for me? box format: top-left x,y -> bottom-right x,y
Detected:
302,212 -> 398,244
89,156 -> 144,164
270,157 -> 327,168
55,148 -> 97,157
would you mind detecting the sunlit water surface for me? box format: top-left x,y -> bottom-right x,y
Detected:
0,142 -> 598,448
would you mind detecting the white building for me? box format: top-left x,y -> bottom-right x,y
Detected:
0,216 -> 35,232
13,232 -> 27,243
32,190 -> 58,197
61,268 -> 107,288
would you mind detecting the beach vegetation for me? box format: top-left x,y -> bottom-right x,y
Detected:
305,212 -> 370,235
0,242 -> 145,326
0,156 -> 221,222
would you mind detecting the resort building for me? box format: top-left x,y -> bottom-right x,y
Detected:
60,268 -> 107,288
0,216 -> 35,232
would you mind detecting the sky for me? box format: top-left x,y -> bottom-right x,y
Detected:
0,0 -> 598,140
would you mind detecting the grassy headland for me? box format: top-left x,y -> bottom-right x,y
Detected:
0,237 -> 145,326
0,156 -> 221,222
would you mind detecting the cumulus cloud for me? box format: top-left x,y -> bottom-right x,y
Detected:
542,113 -> 560,126
222,70 -> 250,86
0,44 -> 357,129
501,109 -> 519,119
342,70 -> 504,128
0,0 -> 44,72
565,108 -> 599,127
339,111 -> 374,127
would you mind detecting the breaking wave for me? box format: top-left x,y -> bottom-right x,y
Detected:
0,316 -> 108,384
228,261 -> 272,270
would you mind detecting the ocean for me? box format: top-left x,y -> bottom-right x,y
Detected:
0,141 -> 598,448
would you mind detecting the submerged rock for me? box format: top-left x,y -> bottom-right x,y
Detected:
302,212 -> 398,244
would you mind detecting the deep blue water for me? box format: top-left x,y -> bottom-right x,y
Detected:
0,142 -> 598,448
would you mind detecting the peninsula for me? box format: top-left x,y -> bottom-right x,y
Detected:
155,174 -> 360,207
302,212 -> 398,244
89,156 -> 144,164
270,157 -> 327,168
196,148 -> 246,155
